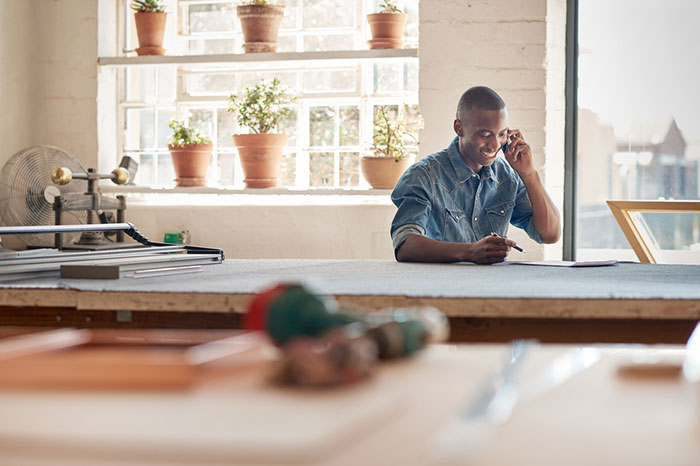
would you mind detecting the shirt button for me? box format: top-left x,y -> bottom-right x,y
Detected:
474,217 -> 478,221
500,210 -> 504,214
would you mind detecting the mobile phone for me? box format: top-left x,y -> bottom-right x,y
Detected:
501,142 -> 508,154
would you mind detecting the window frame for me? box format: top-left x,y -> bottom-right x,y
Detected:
564,0 -> 578,261
104,0 -> 420,191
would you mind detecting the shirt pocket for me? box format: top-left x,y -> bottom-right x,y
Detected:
442,209 -> 467,242
485,200 -> 515,235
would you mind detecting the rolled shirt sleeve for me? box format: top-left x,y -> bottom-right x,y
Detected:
390,164 -> 433,253
509,179 -> 542,243
391,224 -> 426,253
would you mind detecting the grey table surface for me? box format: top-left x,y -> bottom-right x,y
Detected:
2,260 -> 699,301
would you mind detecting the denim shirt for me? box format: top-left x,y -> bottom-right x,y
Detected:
390,137 -> 541,253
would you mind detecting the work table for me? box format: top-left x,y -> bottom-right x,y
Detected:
1,260 -> 699,343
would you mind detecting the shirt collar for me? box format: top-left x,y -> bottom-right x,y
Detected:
447,136 -> 495,182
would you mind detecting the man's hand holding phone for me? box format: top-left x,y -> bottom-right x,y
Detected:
502,129 -> 535,180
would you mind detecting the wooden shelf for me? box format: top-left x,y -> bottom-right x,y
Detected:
98,48 -> 418,67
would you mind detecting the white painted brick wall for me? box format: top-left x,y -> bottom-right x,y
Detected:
428,22 -> 546,45
422,0 -> 546,23
0,1 -> 36,166
544,0 -> 567,259
34,0 -> 98,170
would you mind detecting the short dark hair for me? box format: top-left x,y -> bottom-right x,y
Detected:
456,86 -> 506,121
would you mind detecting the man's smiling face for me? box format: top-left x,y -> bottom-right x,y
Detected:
454,108 -> 509,173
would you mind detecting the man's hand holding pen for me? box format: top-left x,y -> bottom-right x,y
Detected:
491,232 -> 524,253
465,233 -> 523,264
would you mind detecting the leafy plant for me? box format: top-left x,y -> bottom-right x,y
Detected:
371,105 -> 422,159
131,0 -> 166,13
168,120 -> 212,146
227,78 -> 296,134
378,0 -> 402,13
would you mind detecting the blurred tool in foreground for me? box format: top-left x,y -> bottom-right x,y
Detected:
245,283 -> 449,387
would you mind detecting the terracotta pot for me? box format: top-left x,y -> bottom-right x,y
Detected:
367,13 -> 407,49
168,144 -> 212,187
360,154 -> 415,189
134,12 -> 167,56
233,133 -> 288,188
236,4 -> 285,53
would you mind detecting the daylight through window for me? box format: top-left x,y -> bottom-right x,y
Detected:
575,0 -> 700,261
116,0 -> 419,189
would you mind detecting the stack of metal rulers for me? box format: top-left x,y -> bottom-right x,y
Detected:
0,223 -> 224,281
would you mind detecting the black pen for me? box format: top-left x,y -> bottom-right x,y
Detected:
491,232 -> 525,253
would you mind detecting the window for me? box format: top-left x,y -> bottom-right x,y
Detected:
113,0 -> 419,189
573,0 -> 699,261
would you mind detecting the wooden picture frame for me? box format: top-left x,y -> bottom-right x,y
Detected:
606,200 -> 700,263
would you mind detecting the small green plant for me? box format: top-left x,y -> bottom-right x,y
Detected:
227,78 -> 296,134
168,120 -> 212,146
131,0 -> 166,12
378,0 -> 402,13
372,105 -> 422,158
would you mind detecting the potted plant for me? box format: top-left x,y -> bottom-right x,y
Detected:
167,120 -> 213,187
361,105 -> 422,189
237,0 -> 285,53
367,0 -> 407,49
228,78 -> 295,188
131,0 -> 167,56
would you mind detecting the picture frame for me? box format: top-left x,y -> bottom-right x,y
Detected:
606,200 -> 700,263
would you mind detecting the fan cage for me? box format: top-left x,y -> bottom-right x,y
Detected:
0,145 -> 89,247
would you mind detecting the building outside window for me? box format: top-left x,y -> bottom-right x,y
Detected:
110,0 -> 419,189
575,0 -> 700,262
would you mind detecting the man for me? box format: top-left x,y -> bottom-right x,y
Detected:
390,86 -> 561,264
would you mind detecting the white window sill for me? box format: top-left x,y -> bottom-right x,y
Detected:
100,186 -> 395,206
101,185 -> 393,195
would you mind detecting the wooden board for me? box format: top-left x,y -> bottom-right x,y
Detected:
0,360 -> 404,464
0,329 -> 267,389
0,345 -> 697,465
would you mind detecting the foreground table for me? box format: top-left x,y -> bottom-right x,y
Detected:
1,260 -> 700,343
0,342 -> 697,466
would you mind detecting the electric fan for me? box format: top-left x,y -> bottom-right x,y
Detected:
0,145 -> 88,247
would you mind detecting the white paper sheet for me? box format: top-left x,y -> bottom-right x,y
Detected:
509,260 -> 618,267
